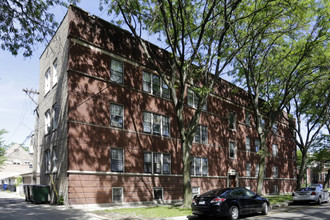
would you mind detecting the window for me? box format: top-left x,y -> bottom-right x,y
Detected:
153,153 -> 161,174
112,187 -> 123,203
45,150 -> 50,174
245,111 -> 250,125
53,59 -> 58,86
144,152 -> 171,174
143,112 -> 170,136
111,148 -> 124,172
110,104 -> 124,128
52,148 -> 57,173
187,88 -> 207,110
273,185 -> 278,194
246,163 -> 251,177
153,187 -> 163,200
45,68 -> 51,94
264,165 -> 267,177
272,144 -> 278,157
273,166 -> 278,178
143,72 -> 170,99
255,164 -> 259,177
229,141 -> 236,159
191,157 -> 208,176
246,137 -> 251,152
45,110 -> 51,134
272,123 -> 278,134
255,140 -> 260,152
192,187 -> 200,198
228,112 -> 236,130
194,125 -> 208,144
110,59 -> 123,84
52,104 -> 59,130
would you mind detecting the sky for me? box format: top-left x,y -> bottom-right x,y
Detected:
0,1 -> 107,146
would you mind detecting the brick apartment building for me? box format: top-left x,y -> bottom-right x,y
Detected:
33,5 -> 297,206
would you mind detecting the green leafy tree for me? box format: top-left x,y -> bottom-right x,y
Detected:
0,0 -> 64,57
231,0 -> 330,194
0,129 -> 8,168
285,72 -> 330,189
311,134 -> 330,188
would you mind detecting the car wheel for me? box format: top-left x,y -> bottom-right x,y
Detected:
228,205 -> 239,220
261,202 -> 268,215
317,196 -> 322,205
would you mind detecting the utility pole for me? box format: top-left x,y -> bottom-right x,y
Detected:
23,88 -> 39,105
22,88 -> 39,184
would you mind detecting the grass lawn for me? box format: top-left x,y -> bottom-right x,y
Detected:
265,194 -> 292,205
94,205 -> 192,218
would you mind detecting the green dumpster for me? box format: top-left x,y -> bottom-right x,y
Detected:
30,185 -> 50,204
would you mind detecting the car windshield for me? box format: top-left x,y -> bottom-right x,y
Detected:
297,187 -> 316,191
200,189 -> 229,197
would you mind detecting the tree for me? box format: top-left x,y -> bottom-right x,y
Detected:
285,72 -> 330,190
98,0 -> 291,206
231,0 -> 330,194
311,134 -> 330,188
0,129 -> 8,168
0,0 -> 63,57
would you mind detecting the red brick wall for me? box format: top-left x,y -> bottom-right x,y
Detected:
65,6 -> 296,205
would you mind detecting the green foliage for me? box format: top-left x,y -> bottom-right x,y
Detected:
0,129 -> 8,167
311,134 -> 330,164
0,0 -> 66,57
14,177 -> 23,187
57,195 -> 64,205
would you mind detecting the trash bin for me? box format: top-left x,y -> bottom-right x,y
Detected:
3,184 -> 8,190
30,185 -> 50,204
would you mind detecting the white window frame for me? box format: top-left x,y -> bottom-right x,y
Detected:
192,186 -> 200,198
245,111 -> 250,125
187,88 -> 207,110
272,144 -> 278,157
45,150 -> 50,174
143,112 -> 170,137
191,157 -> 208,176
45,68 -> 51,95
246,137 -> 251,152
110,59 -> 124,84
110,148 -> 124,172
246,162 -> 251,177
273,185 -> 278,194
228,112 -> 236,130
273,166 -> 278,178
143,152 -> 171,175
153,187 -> 163,200
45,109 -> 51,134
255,164 -> 259,177
52,148 -> 57,173
112,187 -> 123,203
110,103 -> 124,128
52,59 -> 58,86
143,71 -> 170,99
229,141 -> 236,159
52,104 -> 59,130
194,125 -> 208,144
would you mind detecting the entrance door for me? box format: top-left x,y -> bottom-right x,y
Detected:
229,175 -> 236,187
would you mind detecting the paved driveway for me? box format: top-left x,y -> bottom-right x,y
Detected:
0,191 -> 102,220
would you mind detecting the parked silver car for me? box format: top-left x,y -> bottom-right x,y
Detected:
292,186 -> 329,204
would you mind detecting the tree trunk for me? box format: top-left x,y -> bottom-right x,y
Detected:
256,134 -> 267,195
324,169 -> 330,189
182,139 -> 192,208
296,149 -> 308,190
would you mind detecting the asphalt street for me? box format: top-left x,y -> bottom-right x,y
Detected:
0,191 -> 101,220
1,190 -> 329,220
